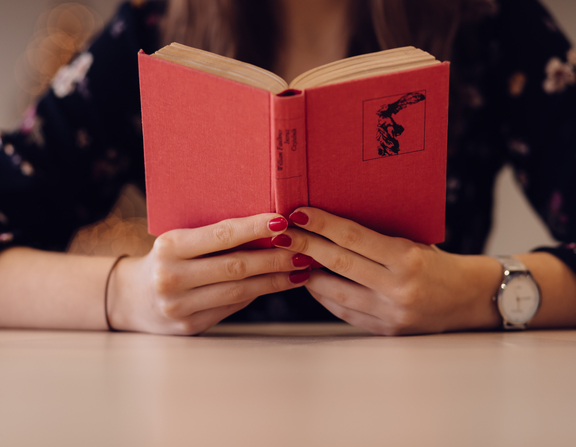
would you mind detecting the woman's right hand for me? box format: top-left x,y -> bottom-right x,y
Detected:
107,214 -> 312,335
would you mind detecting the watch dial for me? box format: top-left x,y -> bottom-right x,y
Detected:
500,274 -> 540,324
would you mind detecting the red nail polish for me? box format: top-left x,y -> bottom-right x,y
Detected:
289,211 -> 309,225
292,254 -> 313,268
271,234 -> 292,247
268,217 -> 288,232
289,270 -> 310,284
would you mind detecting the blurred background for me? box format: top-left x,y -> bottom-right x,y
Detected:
0,0 -> 153,256
0,0 -> 575,257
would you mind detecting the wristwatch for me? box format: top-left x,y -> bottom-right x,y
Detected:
493,256 -> 541,330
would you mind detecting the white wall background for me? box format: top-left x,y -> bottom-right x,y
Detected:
0,0 -> 575,255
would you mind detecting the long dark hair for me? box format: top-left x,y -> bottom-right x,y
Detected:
161,0 -> 495,69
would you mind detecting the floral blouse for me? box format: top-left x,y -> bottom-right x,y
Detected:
1,0 -> 575,321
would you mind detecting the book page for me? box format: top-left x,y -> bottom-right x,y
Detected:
289,47 -> 438,90
153,43 -> 288,94
152,44 -> 439,94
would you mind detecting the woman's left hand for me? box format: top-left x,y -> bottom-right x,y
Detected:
273,207 -> 503,335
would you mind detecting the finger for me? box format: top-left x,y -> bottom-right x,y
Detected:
175,249 -> 314,289
311,292 -> 389,336
305,271 -> 389,335
155,214 -> 289,260
174,299 -> 256,335
289,207 -> 414,266
274,228 -> 390,290
306,269 -> 385,316
164,270 -> 310,317
307,271 -> 419,336
192,299 -> 254,334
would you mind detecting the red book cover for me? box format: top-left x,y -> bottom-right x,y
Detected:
138,52 -> 273,236
305,63 -> 449,244
139,51 -> 449,245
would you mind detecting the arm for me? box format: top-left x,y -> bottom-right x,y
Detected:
269,3 -> 576,335
0,248 -> 116,330
0,214 -> 311,334
0,3 -> 310,334
515,252 -> 576,328
0,3 -> 151,328
273,208 -> 576,335
0,2 -> 162,253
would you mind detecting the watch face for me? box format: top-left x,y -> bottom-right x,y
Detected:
499,274 -> 541,324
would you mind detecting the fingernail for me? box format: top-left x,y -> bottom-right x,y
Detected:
292,254 -> 313,268
271,234 -> 292,247
289,270 -> 310,284
268,217 -> 288,232
289,211 -> 309,226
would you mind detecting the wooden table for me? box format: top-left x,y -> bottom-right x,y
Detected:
1,324 -> 576,446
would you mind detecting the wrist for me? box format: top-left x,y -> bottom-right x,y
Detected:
104,255 -> 128,331
449,254 -> 503,331
106,255 -> 144,332
514,252 -> 576,328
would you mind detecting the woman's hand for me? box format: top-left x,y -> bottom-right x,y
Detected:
273,207 -> 504,335
108,214 -> 312,335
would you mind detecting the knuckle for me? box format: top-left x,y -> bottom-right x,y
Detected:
250,219 -> 262,239
269,253 -> 284,272
174,320 -> 201,336
397,281 -> 421,308
357,318 -> 388,336
212,221 -> 234,245
153,233 -> 176,259
224,257 -> 248,278
340,225 -> 363,248
269,274 -> 286,292
151,264 -> 179,295
228,284 -> 246,302
332,288 -> 352,307
298,237 -> 310,255
401,245 -> 425,275
380,287 -> 422,335
388,310 -> 417,336
330,252 -> 353,274
156,296 -> 179,318
312,213 -> 326,233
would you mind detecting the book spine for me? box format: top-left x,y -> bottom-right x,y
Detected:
270,90 -> 308,218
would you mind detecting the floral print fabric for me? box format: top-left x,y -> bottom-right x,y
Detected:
440,0 -> 576,264
0,1 -> 160,251
0,0 -> 575,321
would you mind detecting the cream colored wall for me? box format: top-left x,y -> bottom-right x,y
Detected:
0,0 -> 119,129
0,0 -> 574,254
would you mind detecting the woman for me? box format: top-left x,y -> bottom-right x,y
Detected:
1,0 -> 575,334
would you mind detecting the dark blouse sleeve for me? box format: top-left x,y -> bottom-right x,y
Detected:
0,1 -> 162,252
492,0 -> 576,272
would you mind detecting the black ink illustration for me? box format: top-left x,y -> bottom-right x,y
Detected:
376,92 -> 425,156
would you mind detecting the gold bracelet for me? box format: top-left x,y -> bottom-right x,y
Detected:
104,254 -> 128,331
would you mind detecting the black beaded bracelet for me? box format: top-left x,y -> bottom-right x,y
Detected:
104,254 -> 129,332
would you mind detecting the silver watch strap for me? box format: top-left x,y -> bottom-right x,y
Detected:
495,256 -> 528,273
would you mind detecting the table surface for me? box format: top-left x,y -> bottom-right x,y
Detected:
1,323 -> 576,447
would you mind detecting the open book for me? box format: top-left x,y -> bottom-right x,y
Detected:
139,43 -> 450,245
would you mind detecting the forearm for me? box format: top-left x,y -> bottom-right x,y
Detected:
458,252 -> 576,331
0,247 -> 116,330
516,252 -> 576,328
